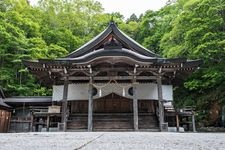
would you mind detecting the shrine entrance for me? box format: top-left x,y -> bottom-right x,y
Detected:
68,93 -> 158,131
94,93 -> 133,130
69,94 -> 132,114
94,93 -> 132,113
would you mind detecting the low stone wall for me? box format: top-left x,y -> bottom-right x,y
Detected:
198,127 -> 225,132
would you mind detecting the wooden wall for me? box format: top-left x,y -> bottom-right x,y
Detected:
94,98 -> 132,113
0,109 -> 11,133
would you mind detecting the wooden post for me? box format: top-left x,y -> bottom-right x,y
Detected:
46,115 -> 50,132
133,78 -> 138,131
157,75 -> 164,131
222,106 -> 225,127
30,111 -> 34,132
176,114 -> 179,132
192,114 -> 196,132
88,77 -> 93,131
186,116 -> 190,131
7,112 -> 11,133
61,77 -> 69,132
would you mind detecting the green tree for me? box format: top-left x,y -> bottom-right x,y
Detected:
126,13 -> 138,23
0,0 -> 109,96
136,4 -> 181,54
160,0 -> 225,125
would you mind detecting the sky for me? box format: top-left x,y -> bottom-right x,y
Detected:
30,0 -> 168,19
96,0 -> 168,18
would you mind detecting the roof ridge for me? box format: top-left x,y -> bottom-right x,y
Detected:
66,22 -> 159,58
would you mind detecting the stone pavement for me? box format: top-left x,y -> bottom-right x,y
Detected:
0,132 -> 225,150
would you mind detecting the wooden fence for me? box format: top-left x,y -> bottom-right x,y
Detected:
0,109 -> 11,132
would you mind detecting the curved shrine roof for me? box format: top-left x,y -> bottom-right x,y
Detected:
23,22 -> 202,85
24,22 -> 201,67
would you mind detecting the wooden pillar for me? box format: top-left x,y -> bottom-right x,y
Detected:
61,77 -> 69,132
46,115 -> 50,132
88,77 -> 93,131
222,106 -> 225,127
186,116 -> 190,131
157,75 -> 164,131
176,114 -> 179,132
30,111 -> 34,132
192,114 -> 196,132
133,79 -> 138,131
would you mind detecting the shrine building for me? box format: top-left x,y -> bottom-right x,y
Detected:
20,22 -> 201,132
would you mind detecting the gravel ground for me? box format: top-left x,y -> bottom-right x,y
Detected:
0,132 -> 225,150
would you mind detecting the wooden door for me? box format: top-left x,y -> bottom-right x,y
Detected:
94,93 -> 133,113
70,101 -> 88,113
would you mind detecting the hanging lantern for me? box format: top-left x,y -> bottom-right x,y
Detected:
99,88 -> 102,97
122,87 -> 125,97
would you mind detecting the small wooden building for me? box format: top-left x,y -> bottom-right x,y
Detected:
23,22 -> 201,131
0,89 -> 11,133
4,96 -> 52,132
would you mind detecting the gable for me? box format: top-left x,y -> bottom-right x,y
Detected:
66,22 -> 159,58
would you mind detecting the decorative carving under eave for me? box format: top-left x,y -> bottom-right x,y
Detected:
104,36 -> 122,50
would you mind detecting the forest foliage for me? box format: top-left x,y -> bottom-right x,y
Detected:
0,0 -> 225,125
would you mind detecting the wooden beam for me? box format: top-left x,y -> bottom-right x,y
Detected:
88,77 -> 93,131
65,76 -> 157,81
93,67 -> 133,72
157,75 -> 165,131
138,68 -> 179,73
61,77 -> 69,132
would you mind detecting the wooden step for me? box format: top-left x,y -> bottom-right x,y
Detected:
94,121 -> 133,129
67,113 -> 159,130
